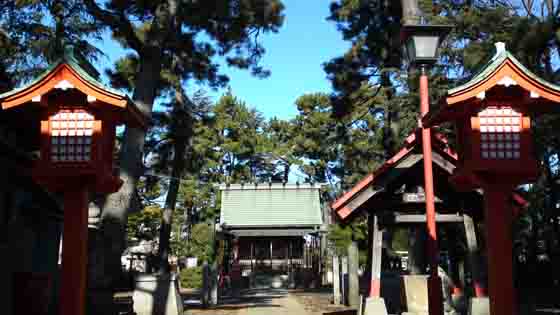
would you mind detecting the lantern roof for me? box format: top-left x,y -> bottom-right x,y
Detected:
424,42 -> 560,126
0,46 -> 146,128
331,130 -> 457,220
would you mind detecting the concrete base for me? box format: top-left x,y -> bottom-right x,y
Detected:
450,293 -> 466,314
401,275 -> 429,314
288,272 -> 296,289
468,297 -> 490,315
133,273 -> 183,315
363,297 -> 388,315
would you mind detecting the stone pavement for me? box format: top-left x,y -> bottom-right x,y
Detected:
241,289 -> 303,315
184,288 -> 352,315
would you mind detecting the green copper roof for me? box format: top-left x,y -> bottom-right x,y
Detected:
0,46 -> 127,100
448,42 -> 560,96
219,183 -> 324,228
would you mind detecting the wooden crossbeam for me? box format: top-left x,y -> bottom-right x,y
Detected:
393,213 -> 464,223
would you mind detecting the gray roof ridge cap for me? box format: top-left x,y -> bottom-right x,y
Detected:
217,182 -> 327,190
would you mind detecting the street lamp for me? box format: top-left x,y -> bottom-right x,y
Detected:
402,24 -> 452,66
401,22 -> 452,315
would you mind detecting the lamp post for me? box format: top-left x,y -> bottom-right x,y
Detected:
402,23 -> 452,315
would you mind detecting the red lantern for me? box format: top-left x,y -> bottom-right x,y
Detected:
47,108 -> 96,163
0,48 -> 146,315
451,103 -> 536,189
424,43 -> 560,315
35,105 -> 123,193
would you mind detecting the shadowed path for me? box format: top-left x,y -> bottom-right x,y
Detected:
183,287 -> 351,315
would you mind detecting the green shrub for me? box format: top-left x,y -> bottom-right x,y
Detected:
179,266 -> 203,289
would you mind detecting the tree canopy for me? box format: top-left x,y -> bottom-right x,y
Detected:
4,0 -> 560,310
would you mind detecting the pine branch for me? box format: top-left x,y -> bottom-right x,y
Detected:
83,0 -> 143,52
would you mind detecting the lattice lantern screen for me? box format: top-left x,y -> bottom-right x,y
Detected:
478,106 -> 522,160
49,108 -> 94,163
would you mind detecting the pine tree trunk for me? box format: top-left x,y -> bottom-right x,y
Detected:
283,163 -> 290,183
157,136 -> 189,272
157,87 -> 192,273
87,54 -> 161,315
381,72 -> 395,159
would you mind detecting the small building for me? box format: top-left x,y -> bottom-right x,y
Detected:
218,183 -> 325,288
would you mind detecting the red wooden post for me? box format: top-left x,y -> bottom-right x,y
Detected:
474,282 -> 487,298
483,182 -> 516,315
369,214 -> 382,297
59,186 -> 89,315
420,65 -> 444,315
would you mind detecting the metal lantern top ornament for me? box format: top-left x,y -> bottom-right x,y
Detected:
423,42 -> 560,190
0,46 -> 146,193
401,23 -> 453,67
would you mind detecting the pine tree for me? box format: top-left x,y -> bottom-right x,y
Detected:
0,0 -> 102,91
262,117 -> 299,183
204,91 -> 269,183
82,2 -> 285,311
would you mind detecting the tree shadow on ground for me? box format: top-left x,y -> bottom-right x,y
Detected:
183,288 -> 286,311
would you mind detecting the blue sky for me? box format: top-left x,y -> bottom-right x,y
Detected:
93,1 -> 350,120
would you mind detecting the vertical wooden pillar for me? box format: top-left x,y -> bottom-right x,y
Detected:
305,241 -> 309,268
233,238 -> 239,261
202,262 -> 210,307
320,233 -> 326,285
288,239 -> 295,289
250,241 -> 254,272
231,238 -> 241,297
313,236 -> 317,273
341,255 -> 348,305
408,226 -> 427,274
285,240 -> 289,272
270,240 -> 273,269
333,255 -> 341,305
370,214 -> 383,297
289,240 -> 292,268
367,213 -> 374,277
463,213 -> 486,297
59,187 -> 89,315
348,242 -> 360,307
446,225 -> 463,295
484,185 -> 516,315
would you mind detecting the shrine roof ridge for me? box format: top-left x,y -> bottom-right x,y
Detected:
0,46 -> 126,100
448,42 -> 560,97
331,130 -> 456,211
217,182 -> 327,190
